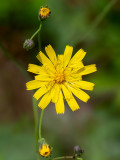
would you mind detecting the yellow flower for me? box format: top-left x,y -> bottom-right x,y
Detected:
39,7 -> 51,20
39,144 -> 51,157
26,45 -> 97,114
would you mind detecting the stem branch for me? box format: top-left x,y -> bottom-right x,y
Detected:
30,23 -> 42,40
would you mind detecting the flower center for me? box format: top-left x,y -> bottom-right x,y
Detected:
54,72 -> 65,83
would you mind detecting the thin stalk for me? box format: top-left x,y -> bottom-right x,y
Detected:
38,23 -> 42,50
32,97 -> 39,152
39,110 -> 44,139
30,22 -> 42,157
70,0 -> 117,45
51,156 -> 75,160
30,23 -> 42,40
31,21 -> 42,160
37,22 -> 44,141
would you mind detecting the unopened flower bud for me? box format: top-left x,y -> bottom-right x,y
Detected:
74,145 -> 84,157
23,39 -> 35,51
39,6 -> 51,20
39,144 -> 51,157
38,138 -> 52,157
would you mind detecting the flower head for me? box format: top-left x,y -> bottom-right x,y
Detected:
39,6 -> 51,20
23,39 -> 35,51
39,144 -> 51,157
74,145 -> 84,157
26,45 -> 97,114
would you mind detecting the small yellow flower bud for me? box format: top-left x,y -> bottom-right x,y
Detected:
39,6 -> 51,20
39,144 -> 51,157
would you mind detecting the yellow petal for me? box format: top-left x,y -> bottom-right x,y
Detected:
65,62 -> 84,83
68,48 -> 86,66
63,45 -> 73,68
33,85 -> 51,100
35,74 -> 53,81
36,51 -> 55,72
36,52 -> 42,63
27,64 -> 43,74
61,84 -> 72,100
65,73 -> 82,82
38,92 -> 51,109
67,84 -> 90,102
72,81 -> 95,91
42,65 -> 56,76
28,64 -> 51,76
57,55 -> 64,70
66,94 -> 80,111
58,55 -> 63,64
45,45 -> 57,65
55,90 -> 64,114
51,84 -> 60,103
81,64 -> 97,75
69,62 -> 84,74
26,80 -> 47,90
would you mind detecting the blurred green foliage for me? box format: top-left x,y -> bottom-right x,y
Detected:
0,0 -> 120,160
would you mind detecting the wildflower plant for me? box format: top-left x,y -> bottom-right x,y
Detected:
1,1 -> 118,160
23,5 -> 97,160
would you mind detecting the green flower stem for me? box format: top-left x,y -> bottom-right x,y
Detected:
38,23 -> 42,50
30,23 -> 42,40
51,156 -> 77,160
70,0 -> 117,45
30,21 -> 42,160
32,97 -> 39,152
31,22 -> 42,158
39,110 -> 44,139
37,22 -> 44,141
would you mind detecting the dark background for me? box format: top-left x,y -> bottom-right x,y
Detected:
0,0 -> 120,160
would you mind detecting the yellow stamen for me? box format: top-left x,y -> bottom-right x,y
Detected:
54,72 -> 65,83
